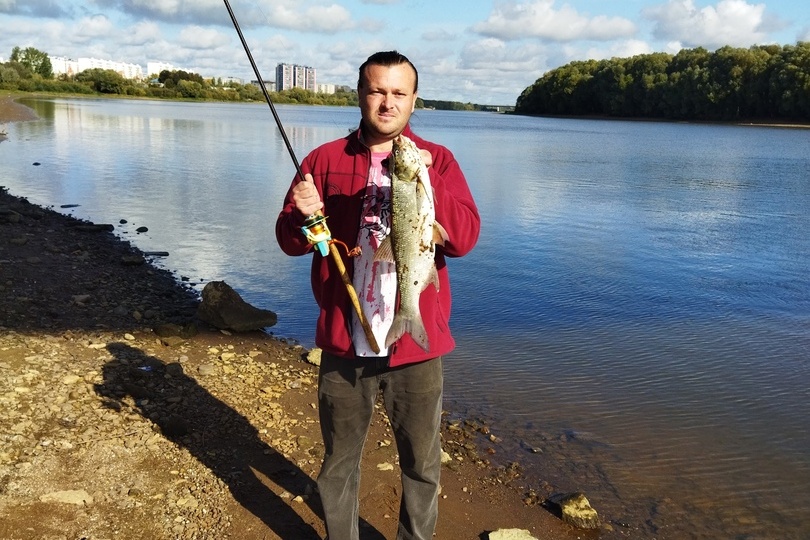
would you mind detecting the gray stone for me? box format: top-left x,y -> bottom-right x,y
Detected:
198,363 -> 215,376
548,492 -> 600,530
306,348 -> 322,367
196,280 -> 277,332
121,254 -> 145,266
488,530 -> 537,540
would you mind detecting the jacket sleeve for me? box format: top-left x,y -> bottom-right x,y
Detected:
429,148 -> 480,258
275,159 -> 316,256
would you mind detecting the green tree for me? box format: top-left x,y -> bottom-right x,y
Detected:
0,66 -> 21,85
9,46 -> 53,78
176,79 -> 203,98
75,68 -> 126,94
625,53 -> 672,116
663,47 -> 712,119
237,83 -> 262,101
592,59 -> 630,115
767,42 -> 810,118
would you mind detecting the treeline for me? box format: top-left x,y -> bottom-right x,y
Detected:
516,42 -> 810,122
0,46 -> 359,106
422,99 -> 479,111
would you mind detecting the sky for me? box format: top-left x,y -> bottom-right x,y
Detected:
1,0 -> 809,105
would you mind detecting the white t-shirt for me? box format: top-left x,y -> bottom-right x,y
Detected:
351,152 -> 397,356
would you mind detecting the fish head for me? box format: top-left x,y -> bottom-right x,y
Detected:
391,135 -> 423,183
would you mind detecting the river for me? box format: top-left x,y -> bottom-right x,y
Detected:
3,97 -> 809,538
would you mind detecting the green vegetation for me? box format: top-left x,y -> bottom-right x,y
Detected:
421,99 -> 513,112
516,42 -> 810,122
0,46 -> 359,106
9,46 -> 53,79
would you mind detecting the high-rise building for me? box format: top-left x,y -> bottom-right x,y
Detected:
275,63 -> 316,92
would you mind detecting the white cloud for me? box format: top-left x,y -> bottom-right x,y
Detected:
119,21 -> 163,46
178,26 -> 230,49
235,1 -> 357,33
459,38 -> 548,72
422,28 -> 457,42
585,39 -> 655,60
0,0 -> 69,17
74,14 -> 116,40
300,4 -> 355,32
474,0 -> 636,42
93,0 -> 225,24
644,0 -> 774,48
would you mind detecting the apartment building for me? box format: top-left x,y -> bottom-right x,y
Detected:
275,63 -> 316,92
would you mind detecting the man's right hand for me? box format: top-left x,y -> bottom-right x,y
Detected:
292,173 -> 324,217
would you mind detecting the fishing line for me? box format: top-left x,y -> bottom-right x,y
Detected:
223,0 -> 305,183
223,0 -> 381,353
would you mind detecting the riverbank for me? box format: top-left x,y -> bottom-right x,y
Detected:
0,95 -> 588,539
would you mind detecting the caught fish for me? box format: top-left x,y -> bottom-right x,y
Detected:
375,135 -> 447,352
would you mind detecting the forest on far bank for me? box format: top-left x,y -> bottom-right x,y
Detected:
516,42 -> 810,122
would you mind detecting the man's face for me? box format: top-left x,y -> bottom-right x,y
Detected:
357,63 -> 418,150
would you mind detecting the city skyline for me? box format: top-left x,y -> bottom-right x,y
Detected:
2,1 -> 809,105
46,54 -> 331,90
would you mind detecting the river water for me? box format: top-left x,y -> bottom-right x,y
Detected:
3,98 -> 809,538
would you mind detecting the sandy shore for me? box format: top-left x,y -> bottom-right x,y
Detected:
0,95 -> 587,540
0,94 -> 39,123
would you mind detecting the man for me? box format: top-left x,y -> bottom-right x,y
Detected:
275,51 -> 480,540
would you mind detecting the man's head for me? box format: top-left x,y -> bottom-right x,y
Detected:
357,51 -> 418,92
356,51 -> 419,152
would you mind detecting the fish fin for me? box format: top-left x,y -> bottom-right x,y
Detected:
432,222 -> 449,246
386,313 -> 430,352
427,263 -> 440,292
416,174 -> 434,202
374,236 -> 395,263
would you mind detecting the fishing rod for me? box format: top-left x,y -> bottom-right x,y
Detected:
222,0 -> 380,353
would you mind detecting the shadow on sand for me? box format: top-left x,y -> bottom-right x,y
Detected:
94,342 -> 384,539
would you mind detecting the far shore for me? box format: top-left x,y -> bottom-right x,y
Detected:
4,91 -> 810,130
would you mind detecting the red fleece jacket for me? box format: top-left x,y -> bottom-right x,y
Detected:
275,123 -> 480,366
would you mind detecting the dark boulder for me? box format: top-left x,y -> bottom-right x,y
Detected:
196,280 -> 277,332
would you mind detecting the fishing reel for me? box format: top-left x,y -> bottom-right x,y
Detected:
301,213 -> 331,256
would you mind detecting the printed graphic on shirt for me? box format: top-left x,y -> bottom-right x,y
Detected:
358,178 -> 391,247
351,152 -> 397,357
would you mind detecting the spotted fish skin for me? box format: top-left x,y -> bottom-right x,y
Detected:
375,134 -> 442,352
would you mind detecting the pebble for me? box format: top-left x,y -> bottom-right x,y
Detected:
197,363 -> 215,376
39,489 -> 94,506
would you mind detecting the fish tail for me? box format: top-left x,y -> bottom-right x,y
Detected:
385,313 -> 429,352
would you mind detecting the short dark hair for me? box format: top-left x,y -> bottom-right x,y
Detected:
357,50 -> 418,92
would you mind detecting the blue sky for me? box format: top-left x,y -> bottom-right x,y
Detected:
1,0 -> 809,105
